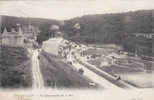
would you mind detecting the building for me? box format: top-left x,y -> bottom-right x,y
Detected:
1,24 -> 40,47
134,33 -> 154,39
42,31 -> 64,55
54,31 -> 63,38
2,27 -> 24,47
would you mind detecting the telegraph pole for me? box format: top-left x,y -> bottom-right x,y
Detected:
152,10 -> 154,56
0,15 -> 2,62
0,15 -> 2,86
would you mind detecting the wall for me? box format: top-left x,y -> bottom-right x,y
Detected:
2,34 -> 24,47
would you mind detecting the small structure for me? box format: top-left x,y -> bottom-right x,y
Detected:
144,62 -> 153,73
100,57 -> 112,67
133,33 -> 154,39
54,31 -> 63,38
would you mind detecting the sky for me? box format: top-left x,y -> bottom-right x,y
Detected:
0,0 -> 154,20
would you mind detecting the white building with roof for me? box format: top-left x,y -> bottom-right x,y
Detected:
2,27 -> 24,47
1,24 -> 40,48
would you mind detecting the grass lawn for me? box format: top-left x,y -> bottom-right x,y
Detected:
39,51 -> 99,89
119,72 -> 154,88
0,45 -> 32,88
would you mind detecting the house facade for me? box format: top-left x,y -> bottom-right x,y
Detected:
2,27 -> 24,47
1,24 -> 40,47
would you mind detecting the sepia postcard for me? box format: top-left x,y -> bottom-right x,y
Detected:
0,0 -> 154,100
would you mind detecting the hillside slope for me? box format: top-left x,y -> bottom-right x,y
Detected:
0,46 -> 32,88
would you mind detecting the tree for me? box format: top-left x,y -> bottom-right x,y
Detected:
49,24 -> 59,37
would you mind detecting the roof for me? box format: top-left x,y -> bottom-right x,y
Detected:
108,52 -> 126,58
2,27 -> 23,37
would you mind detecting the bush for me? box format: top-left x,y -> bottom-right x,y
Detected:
78,68 -> 84,75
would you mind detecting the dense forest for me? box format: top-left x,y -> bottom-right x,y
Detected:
1,10 -> 154,56
63,10 -> 153,44
63,10 -> 154,56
